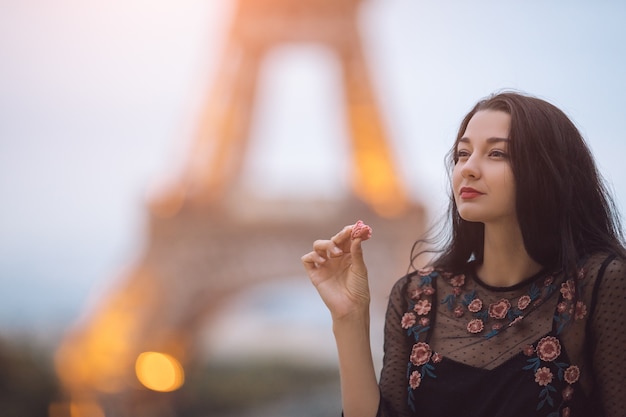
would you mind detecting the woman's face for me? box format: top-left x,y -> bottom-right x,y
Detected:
452,110 -> 517,226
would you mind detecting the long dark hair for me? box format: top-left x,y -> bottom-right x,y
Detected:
411,91 -> 625,277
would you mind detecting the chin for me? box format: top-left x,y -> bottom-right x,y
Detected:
457,209 -> 485,223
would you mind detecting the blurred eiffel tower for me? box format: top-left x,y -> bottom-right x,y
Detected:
55,0 -> 425,415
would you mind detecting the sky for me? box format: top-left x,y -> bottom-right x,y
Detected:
0,0 -> 625,347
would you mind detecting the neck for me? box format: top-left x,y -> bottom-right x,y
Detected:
477,222 -> 543,287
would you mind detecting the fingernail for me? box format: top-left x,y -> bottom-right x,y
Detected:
332,247 -> 343,255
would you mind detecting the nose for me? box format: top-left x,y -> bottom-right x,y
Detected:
460,154 -> 480,179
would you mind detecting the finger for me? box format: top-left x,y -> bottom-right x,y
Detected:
330,225 -> 355,252
301,251 -> 326,270
349,238 -> 364,264
312,239 -> 344,258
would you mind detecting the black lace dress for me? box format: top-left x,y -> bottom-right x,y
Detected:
376,253 -> 626,417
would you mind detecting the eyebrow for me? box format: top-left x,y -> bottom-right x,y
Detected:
459,137 -> 510,144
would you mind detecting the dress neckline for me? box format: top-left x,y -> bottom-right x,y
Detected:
468,261 -> 552,293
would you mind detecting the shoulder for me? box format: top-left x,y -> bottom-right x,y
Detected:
591,253 -> 626,292
580,252 -> 626,288
580,252 -> 626,316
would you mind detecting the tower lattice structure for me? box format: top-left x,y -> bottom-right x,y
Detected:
55,1 -> 425,415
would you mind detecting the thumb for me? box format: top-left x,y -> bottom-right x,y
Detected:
349,238 -> 367,275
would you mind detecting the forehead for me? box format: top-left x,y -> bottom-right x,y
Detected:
461,110 -> 511,142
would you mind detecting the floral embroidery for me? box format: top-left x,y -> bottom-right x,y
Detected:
518,295 -> 532,310
414,299 -> 432,315
573,301 -> 587,320
536,336 -> 561,362
410,342 -> 432,366
401,312 -> 416,329
422,285 -> 435,295
518,266 -> 588,415
403,264 -> 590,415
562,386 -> 574,401
488,298 -> 511,319
554,269 -> 588,335
563,365 -> 580,384
450,274 -> 465,287
523,344 -> 535,356
544,275 -> 555,286
404,269 -> 442,412
467,318 -> 484,333
409,370 -> 421,389
535,367 -> 554,386
440,270 -> 559,339
407,341 -> 441,412
403,273 -> 434,340
522,336 -> 581,414
560,279 -> 575,301
468,298 -> 483,312
410,288 -> 423,300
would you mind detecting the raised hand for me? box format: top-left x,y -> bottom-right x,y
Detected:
301,221 -> 372,320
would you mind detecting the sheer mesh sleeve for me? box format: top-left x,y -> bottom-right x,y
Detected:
588,256 -> 626,417
377,276 -> 413,417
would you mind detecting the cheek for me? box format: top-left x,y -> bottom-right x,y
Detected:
452,165 -> 463,187
451,166 -> 464,205
501,168 -> 517,204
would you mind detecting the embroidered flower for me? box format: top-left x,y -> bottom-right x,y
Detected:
534,367 -> 553,386
517,295 -> 531,310
453,305 -> 464,318
422,285 -> 435,296
409,370 -> 422,389
432,352 -> 443,363
560,279 -> 575,301
544,275 -> 554,286
536,336 -> 561,362
557,302 -> 568,313
414,299 -> 432,315
563,365 -> 580,384
450,274 -> 465,287
452,287 -> 462,296
573,301 -> 587,320
467,318 -> 484,334
488,299 -> 511,319
562,407 -> 571,417
468,298 -> 483,313
492,322 -> 503,331
410,342 -> 432,366
523,344 -> 535,356
419,317 -> 430,326
410,287 -> 423,300
418,266 -> 434,276
562,385 -> 574,401
401,312 -> 417,329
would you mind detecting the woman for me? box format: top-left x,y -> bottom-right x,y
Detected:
301,91 -> 626,417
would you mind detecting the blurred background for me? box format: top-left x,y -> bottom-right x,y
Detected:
1,0 -> 625,416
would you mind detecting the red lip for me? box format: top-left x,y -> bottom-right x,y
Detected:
459,187 -> 484,199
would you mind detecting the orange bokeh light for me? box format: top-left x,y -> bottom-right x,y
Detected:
135,352 -> 185,392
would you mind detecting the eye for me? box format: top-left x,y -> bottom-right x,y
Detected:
455,149 -> 471,161
488,149 -> 508,159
